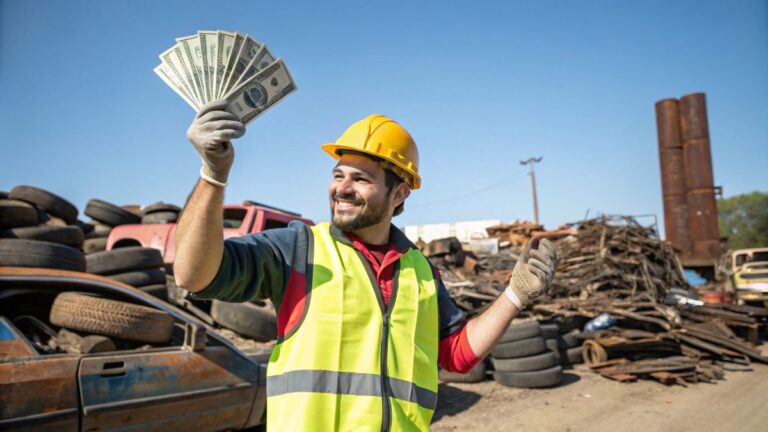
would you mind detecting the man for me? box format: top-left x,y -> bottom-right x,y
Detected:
175,101 -> 558,431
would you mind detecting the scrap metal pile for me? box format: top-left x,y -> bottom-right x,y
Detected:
421,216 -> 768,386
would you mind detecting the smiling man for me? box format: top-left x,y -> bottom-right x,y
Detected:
174,104 -> 558,431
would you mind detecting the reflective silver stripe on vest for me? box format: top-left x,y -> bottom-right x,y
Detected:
267,370 -> 437,411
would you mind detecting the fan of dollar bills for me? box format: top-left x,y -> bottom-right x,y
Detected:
154,31 -> 297,124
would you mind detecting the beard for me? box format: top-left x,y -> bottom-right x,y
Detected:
330,192 -> 390,231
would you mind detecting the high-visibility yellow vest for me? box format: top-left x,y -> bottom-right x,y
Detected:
266,222 -> 439,431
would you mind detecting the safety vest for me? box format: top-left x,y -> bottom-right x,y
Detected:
266,222 -> 440,431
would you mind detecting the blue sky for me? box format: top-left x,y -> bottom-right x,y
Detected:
1,0 -> 766,234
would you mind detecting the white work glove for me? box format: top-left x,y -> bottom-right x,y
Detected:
186,100 -> 245,187
505,238 -> 559,309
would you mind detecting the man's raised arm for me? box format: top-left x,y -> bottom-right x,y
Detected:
173,100 -> 245,292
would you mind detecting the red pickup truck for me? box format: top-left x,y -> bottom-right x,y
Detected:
107,201 -> 313,264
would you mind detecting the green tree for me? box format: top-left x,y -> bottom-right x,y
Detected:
718,191 -> 768,249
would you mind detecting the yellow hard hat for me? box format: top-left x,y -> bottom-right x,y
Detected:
322,114 -> 421,189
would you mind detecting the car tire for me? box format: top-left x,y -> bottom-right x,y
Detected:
84,223 -> 112,239
142,211 -> 179,224
0,239 -> 86,271
9,185 -> 78,225
50,292 -> 173,344
493,365 -> 563,388
85,199 -> 141,226
497,321 -> 542,344
0,225 -> 84,248
540,323 -> 559,339
439,361 -> 487,383
0,199 -> 39,228
108,268 -> 167,287
492,351 -> 559,373
211,299 -> 277,342
561,346 -> 584,366
83,237 -> 108,254
86,247 -> 163,275
492,336 -> 547,359
560,329 -> 581,348
545,338 -> 561,361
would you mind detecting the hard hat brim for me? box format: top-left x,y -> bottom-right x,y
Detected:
321,143 -> 421,189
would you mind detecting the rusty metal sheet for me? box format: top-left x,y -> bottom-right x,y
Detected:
78,345 -> 259,431
0,355 -> 80,431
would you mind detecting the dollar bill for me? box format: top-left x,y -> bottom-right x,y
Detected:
154,65 -> 199,110
217,33 -> 244,99
199,30 -> 218,102
176,35 -> 206,105
221,35 -> 263,98
159,46 -> 201,105
226,44 -> 276,96
225,58 -> 297,124
214,31 -> 236,99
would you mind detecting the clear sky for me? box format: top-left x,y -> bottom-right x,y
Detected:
1,0 -> 766,234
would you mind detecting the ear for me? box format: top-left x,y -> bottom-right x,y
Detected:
392,183 -> 410,206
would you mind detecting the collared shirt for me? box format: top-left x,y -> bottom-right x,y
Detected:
193,221 -> 480,372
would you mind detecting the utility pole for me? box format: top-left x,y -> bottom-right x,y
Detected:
520,157 -> 543,224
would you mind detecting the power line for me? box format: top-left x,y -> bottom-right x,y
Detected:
410,170 -> 529,207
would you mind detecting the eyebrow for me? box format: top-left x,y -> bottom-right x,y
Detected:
333,165 -> 376,179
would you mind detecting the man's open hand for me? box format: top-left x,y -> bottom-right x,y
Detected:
187,100 -> 245,187
507,238 -> 558,308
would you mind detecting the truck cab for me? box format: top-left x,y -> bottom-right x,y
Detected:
107,200 -> 313,264
722,247 -> 768,306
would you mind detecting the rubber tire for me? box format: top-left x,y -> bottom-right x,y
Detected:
85,199 -> 141,226
493,365 -> 563,388
561,346 -> 584,365
0,225 -> 84,248
142,211 -> 178,224
498,321 -> 542,344
142,202 -> 181,215
540,323 -> 559,339
492,336 -> 547,359
561,329 -> 581,347
49,292 -> 173,344
0,200 -> 39,228
439,361 -> 487,383
9,185 -> 78,225
84,223 -> 112,239
545,338 -> 561,362
108,269 -> 166,287
492,351 -> 559,372
83,237 -> 108,254
0,239 -> 86,271
0,191 -> 7,199
211,299 -> 277,342
86,247 -> 163,275
139,284 -> 168,301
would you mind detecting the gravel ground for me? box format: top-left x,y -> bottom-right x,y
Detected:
433,361 -> 768,432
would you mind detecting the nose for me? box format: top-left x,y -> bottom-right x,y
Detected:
335,176 -> 354,195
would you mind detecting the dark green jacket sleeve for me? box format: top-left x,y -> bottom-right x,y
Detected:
190,221 -> 308,306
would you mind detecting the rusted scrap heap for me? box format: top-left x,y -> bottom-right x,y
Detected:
548,216 -> 688,300
423,216 -> 768,386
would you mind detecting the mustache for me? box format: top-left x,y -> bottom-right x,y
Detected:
333,193 -> 365,205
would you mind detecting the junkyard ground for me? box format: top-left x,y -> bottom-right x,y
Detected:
433,360 -> 768,432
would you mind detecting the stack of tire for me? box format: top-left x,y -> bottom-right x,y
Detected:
491,321 -> 563,388
82,199 -> 142,253
545,328 -> 584,368
86,247 -> 169,301
141,202 -> 181,224
0,186 -> 87,272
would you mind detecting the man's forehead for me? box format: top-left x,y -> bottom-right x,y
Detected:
334,154 -> 384,177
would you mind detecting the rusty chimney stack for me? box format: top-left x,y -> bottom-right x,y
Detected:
656,92 -> 721,263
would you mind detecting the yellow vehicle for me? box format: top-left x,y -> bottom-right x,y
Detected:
722,248 -> 768,306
